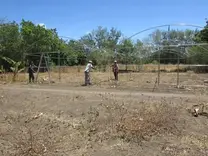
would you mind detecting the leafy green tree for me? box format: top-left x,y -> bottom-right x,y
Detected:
186,46 -> 208,64
61,40 -> 86,65
20,20 -> 64,65
117,38 -> 135,69
0,20 -> 22,67
1,56 -> 24,81
79,26 -> 122,66
134,40 -> 153,64
88,49 -> 114,71
80,26 -> 121,50
148,29 -> 197,64
187,21 -> 208,64
195,21 -> 208,43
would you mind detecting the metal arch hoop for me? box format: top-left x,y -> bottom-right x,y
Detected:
128,23 -> 204,39
126,23 -> 206,88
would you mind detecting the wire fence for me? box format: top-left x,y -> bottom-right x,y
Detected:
19,42 -> 208,92
1,57 -> 208,93
1,39 -> 207,92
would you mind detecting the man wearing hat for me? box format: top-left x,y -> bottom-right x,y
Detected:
84,60 -> 94,85
112,60 -> 119,81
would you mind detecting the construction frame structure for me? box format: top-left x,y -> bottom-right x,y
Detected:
23,23 -> 208,89
128,23 -> 208,88
24,51 -> 61,84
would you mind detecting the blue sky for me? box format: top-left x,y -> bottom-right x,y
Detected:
0,0 -> 207,40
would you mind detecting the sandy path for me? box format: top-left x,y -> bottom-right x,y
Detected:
1,84 -> 206,101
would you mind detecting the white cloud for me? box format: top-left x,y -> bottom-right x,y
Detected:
37,23 -> 46,28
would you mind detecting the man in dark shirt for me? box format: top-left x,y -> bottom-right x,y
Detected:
112,60 -> 119,81
28,61 -> 35,83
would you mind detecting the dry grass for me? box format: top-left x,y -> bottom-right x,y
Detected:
1,64 -> 208,86
86,94 -> 183,144
51,64 -> 194,73
0,94 -> 182,155
0,88 -> 208,156
1,69 -> 208,95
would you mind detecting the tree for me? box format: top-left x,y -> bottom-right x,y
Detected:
195,22 -> 208,43
88,49 -> 114,71
0,20 -> 22,65
117,38 -> 135,69
106,27 -> 122,51
79,26 -> 122,67
187,21 -> 208,64
80,26 -> 122,50
61,40 -> 86,65
148,29 -> 197,64
0,56 -> 24,81
134,40 -> 153,64
1,18 -> 208,69
186,46 -> 208,64
20,20 -> 64,65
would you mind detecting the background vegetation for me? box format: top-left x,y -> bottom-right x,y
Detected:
1,19 -> 208,71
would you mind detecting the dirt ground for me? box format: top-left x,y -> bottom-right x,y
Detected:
1,71 -> 208,94
0,84 -> 208,156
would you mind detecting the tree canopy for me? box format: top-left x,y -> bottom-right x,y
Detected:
1,18 -> 208,71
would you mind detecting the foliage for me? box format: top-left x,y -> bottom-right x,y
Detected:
186,45 -> 208,64
1,19 -> 208,69
188,22 -> 208,64
0,20 -> 22,66
117,38 -> 135,66
20,20 -> 62,53
0,65 -> 4,73
1,56 -> 24,81
88,49 -> 114,71
80,26 -> 122,50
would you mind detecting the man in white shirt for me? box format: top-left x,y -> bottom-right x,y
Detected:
84,60 -> 94,85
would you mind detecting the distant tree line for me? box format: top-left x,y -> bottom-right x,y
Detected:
0,19 -> 208,71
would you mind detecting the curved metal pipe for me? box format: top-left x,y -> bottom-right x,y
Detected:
128,23 -> 204,39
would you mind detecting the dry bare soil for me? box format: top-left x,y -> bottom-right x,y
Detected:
0,83 -> 208,156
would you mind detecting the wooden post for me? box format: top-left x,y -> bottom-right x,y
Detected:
36,53 -> 44,82
177,48 -> 180,87
58,51 -> 61,82
157,49 -> 161,86
44,53 -> 51,84
109,64 -> 111,81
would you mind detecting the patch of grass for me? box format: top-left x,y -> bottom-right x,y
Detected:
115,102 -> 181,143
0,109 -> 81,156
1,70 -> 207,94
79,94 -> 183,145
0,89 -> 208,156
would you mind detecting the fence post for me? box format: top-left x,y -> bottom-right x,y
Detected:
157,49 -> 161,86
44,53 -> 51,84
36,53 -> 44,82
177,47 -> 180,87
58,51 -> 61,82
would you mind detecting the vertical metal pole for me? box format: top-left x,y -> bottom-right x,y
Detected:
177,47 -> 180,87
157,49 -> 161,86
36,53 -> 44,82
114,47 -> 117,60
23,53 -> 27,79
44,53 -> 51,84
58,51 -> 61,82
168,25 -> 170,63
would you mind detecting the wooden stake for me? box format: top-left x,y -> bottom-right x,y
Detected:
36,53 -> 44,82
44,53 -> 51,84
58,51 -> 61,82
